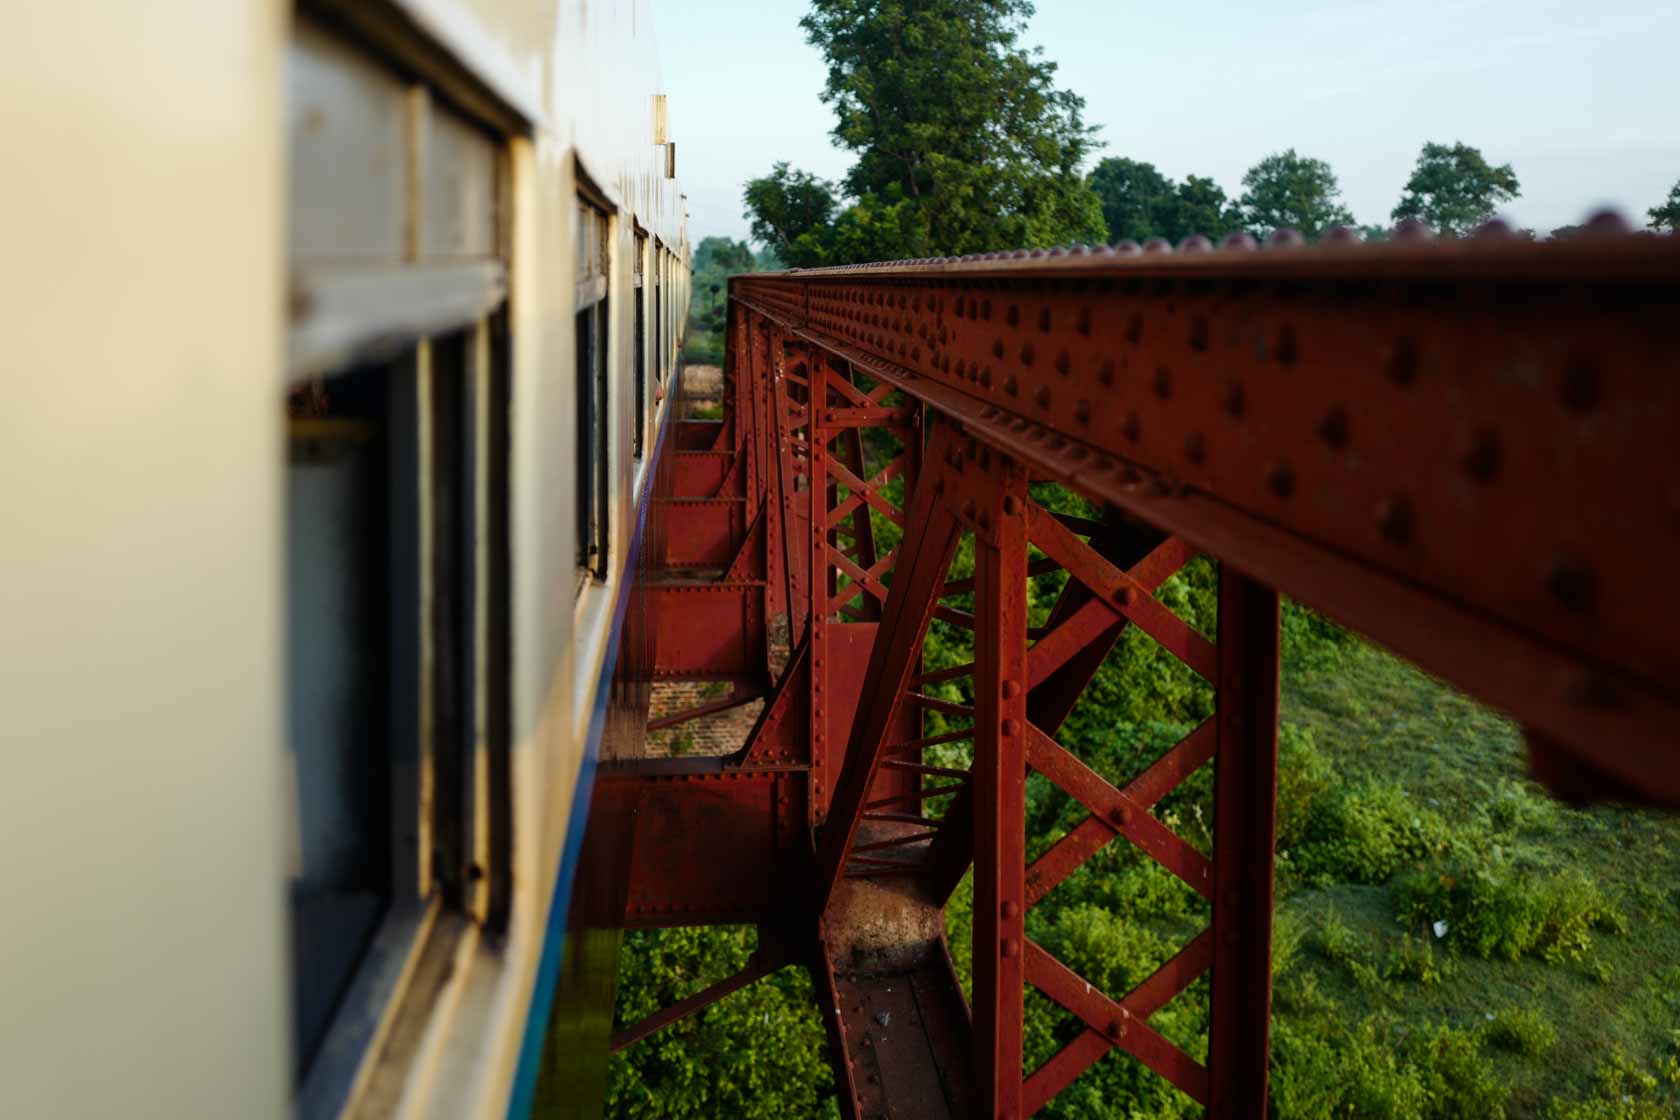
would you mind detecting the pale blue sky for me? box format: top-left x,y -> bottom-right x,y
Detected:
653,0 -> 1680,243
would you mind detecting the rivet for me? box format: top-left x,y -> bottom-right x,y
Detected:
1054,350 -> 1071,376
1002,496 -> 1020,515
1035,386 -> 1052,409
1546,555 -> 1596,612
1038,307 -> 1052,333
1188,316 -> 1210,352
1001,938 -> 1019,958
1002,901 -> 1021,919
1153,367 -> 1172,399
1125,313 -> 1143,344
1266,461 -> 1295,498
1122,412 -> 1142,443
1001,718 -> 1018,736
1020,343 -> 1036,366
1463,427 -> 1501,482
1375,496 -> 1413,545
1098,360 -> 1116,387
1001,680 -> 1019,699
1075,400 -> 1091,425
1318,406 -> 1351,451
1005,376 -> 1019,397
1006,305 -> 1020,327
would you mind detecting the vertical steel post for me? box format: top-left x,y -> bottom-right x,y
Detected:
807,352 -> 832,826
971,457 -> 1029,1120
1208,564 -> 1280,1116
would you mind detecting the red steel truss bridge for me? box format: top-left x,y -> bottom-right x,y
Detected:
575,225 -> 1680,1118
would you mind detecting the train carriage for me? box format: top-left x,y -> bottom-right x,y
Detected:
3,1 -> 688,1116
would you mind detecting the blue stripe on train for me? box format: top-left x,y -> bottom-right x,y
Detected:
506,416 -> 669,1119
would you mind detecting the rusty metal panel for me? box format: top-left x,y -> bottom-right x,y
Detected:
649,582 -> 763,679
593,765 -> 789,928
672,450 -> 734,497
656,498 -> 744,568
675,419 -> 727,451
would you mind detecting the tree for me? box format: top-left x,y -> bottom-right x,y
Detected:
742,163 -> 839,268
744,0 -> 1105,265
1651,179 -> 1680,232
1088,160 -> 1243,244
1088,157 -> 1173,243
1238,149 -> 1355,240
1391,141 -> 1520,236
1169,175 -> 1244,243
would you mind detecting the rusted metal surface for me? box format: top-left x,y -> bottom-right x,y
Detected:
732,233 -> 1680,804
576,229 -> 1680,1119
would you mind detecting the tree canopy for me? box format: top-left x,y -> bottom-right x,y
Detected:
1391,141 -> 1520,236
1650,179 -> 1680,232
742,163 -> 840,269
744,0 -> 1104,265
1238,149 -> 1355,240
1087,158 -> 1242,245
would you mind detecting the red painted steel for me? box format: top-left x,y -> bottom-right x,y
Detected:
578,230 -> 1680,1120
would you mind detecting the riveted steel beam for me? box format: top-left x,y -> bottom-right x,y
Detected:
732,233 -> 1680,803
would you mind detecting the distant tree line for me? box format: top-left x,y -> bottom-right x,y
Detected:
730,0 -> 1680,266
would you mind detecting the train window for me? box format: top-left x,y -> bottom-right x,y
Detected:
576,199 -> 611,582
633,228 -> 648,459
285,13 -> 513,1114
653,241 -> 665,385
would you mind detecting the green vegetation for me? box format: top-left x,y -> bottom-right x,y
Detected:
1391,141 -> 1521,236
683,236 -> 779,366
1086,157 -> 1245,245
605,926 -> 837,1119
743,0 -> 1104,266
1236,149 -> 1357,241
1650,180 -> 1680,232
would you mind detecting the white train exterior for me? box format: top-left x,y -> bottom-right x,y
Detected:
0,1 -> 689,1116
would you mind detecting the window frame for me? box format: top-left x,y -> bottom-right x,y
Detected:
283,13 -> 518,1116
575,193 -> 612,584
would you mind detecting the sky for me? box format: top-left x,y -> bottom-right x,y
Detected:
651,0 -> 1680,245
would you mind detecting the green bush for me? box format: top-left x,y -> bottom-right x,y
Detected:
1311,908 -> 1386,992
1271,1015 -> 1507,1119
1394,864 -> 1626,964
1483,1007 -> 1558,1057
605,927 -> 836,1119
1290,780 -> 1448,885
1270,1015 -> 1428,1119
1275,723 -> 1336,856
1384,934 -> 1452,987
1281,598 -> 1355,676
1413,1023 -> 1509,1118
1543,1048 -> 1675,1119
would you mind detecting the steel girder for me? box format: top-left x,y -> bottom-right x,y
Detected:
587,234 -> 1680,1119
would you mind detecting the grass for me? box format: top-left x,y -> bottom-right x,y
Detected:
1274,640 -> 1680,1116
